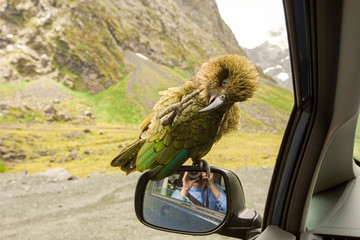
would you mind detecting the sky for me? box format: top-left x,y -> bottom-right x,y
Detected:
215,0 -> 286,49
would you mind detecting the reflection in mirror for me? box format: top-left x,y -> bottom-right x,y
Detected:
143,170 -> 227,232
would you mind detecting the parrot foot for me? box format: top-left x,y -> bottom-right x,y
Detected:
192,158 -> 210,179
157,89 -> 202,126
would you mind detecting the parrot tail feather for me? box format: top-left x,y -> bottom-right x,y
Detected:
111,138 -> 146,175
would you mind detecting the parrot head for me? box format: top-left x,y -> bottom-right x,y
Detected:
194,55 -> 259,112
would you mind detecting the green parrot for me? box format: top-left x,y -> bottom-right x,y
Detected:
111,55 -> 259,180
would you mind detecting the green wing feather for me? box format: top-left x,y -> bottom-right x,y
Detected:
111,138 -> 146,174
135,100 -> 223,180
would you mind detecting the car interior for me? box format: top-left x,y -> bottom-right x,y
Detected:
133,1 -> 360,239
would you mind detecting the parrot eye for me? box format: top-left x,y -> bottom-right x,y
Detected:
218,69 -> 229,87
222,79 -> 229,87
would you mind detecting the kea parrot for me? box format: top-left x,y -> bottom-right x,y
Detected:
111,55 -> 259,180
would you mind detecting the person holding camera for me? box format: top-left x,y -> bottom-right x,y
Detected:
171,171 -> 227,211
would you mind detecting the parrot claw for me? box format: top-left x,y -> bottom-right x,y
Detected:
157,89 -> 202,126
192,158 -> 211,179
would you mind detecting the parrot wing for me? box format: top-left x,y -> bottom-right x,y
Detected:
136,101 -> 221,180
110,113 -> 154,174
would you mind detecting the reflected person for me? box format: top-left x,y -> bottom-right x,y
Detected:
171,171 -> 227,211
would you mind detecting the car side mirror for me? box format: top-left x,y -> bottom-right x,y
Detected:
134,166 -> 262,239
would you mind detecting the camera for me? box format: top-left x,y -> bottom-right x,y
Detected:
187,171 -> 202,180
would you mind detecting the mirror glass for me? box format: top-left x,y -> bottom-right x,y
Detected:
142,170 -> 227,232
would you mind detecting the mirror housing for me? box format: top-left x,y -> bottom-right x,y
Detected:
134,166 -> 262,239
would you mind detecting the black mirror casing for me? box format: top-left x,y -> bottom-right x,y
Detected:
134,166 -> 262,239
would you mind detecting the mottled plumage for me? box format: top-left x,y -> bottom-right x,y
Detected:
111,55 -> 259,180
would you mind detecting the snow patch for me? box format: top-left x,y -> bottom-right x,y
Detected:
136,53 -> 148,61
277,72 -> 289,81
264,67 -> 275,73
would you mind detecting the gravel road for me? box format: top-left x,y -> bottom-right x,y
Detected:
0,168 -> 273,240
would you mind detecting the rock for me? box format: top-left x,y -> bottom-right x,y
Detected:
83,129 -> 91,134
10,53 -> 38,76
38,150 -> 50,156
33,135 -> 46,141
40,53 -> 49,67
68,175 -> 80,181
2,152 -> 26,162
65,131 -> 83,140
67,151 -> 77,161
87,173 -> 100,178
43,104 -> 57,115
0,104 -> 8,111
2,152 -> 14,160
64,79 -> 74,89
84,110 -> 93,118
52,111 -> 68,121
84,150 -> 90,155
6,44 -> 14,52
34,168 -> 73,181
0,146 -> 7,154
0,66 -> 13,80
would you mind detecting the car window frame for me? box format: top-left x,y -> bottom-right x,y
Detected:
263,0 -> 360,238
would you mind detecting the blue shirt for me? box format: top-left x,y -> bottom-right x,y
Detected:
171,183 -> 227,212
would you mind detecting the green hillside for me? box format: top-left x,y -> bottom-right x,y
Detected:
0,63 -> 293,176
0,63 -> 293,131
0,52 -> 293,132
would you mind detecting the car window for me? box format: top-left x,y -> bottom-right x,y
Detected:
0,0 -> 293,239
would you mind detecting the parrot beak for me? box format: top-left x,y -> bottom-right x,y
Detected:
199,94 -> 226,113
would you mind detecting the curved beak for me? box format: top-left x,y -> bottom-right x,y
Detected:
199,94 -> 226,113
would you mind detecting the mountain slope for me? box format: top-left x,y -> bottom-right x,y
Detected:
0,0 -> 244,93
0,0 -> 293,132
0,50 -> 293,131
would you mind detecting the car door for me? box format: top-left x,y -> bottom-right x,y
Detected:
259,0 -> 360,239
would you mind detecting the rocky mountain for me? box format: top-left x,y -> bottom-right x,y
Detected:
0,0 -> 244,94
245,28 -> 293,89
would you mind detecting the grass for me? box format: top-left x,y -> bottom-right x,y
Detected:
0,82 -> 29,95
256,83 -> 293,113
89,76 -> 147,123
0,69 -> 294,178
165,66 -> 193,82
2,123 -> 283,178
0,108 -> 43,124
2,123 -> 139,177
0,158 -> 5,173
0,77 -> 293,177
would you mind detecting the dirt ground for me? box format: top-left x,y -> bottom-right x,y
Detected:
0,167 -> 273,240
